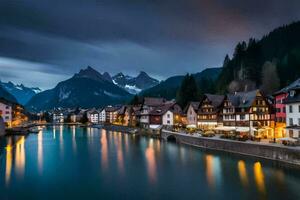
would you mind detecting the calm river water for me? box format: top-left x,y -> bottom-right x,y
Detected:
0,126 -> 299,200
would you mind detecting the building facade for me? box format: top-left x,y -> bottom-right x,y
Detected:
284,88 -> 300,138
0,99 -> 12,127
185,102 -> 200,127
197,94 -> 225,130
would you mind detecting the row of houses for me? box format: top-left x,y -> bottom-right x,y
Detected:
48,78 -> 300,140
186,90 -> 273,138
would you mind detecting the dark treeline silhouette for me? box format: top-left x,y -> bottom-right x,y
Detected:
216,21 -> 300,94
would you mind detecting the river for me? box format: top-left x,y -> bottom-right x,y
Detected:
0,125 -> 299,200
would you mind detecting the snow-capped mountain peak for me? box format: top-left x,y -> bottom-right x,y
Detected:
112,71 -> 159,94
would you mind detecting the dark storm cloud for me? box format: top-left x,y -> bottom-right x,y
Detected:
0,0 -> 300,89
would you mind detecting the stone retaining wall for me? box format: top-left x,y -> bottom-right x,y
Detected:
161,130 -> 300,167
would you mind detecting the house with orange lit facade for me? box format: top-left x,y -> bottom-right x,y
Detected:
197,94 -> 225,130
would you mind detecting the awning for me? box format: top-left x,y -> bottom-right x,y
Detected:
214,126 -> 236,131
236,127 -> 257,132
186,124 -> 197,129
149,125 -> 162,130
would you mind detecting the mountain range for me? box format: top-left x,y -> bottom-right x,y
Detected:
26,67 -> 133,111
0,85 -> 18,103
112,71 -> 159,94
0,81 -> 41,105
141,68 -> 221,100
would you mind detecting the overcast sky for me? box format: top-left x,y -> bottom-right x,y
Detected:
0,0 -> 300,89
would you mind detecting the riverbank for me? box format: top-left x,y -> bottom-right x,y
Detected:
161,130 -> 300,168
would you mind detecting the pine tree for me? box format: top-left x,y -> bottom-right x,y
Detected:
176,74 -> 199,108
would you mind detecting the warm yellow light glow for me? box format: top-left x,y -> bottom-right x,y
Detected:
254,162 -> 266,194
145,141 -> 156,184
205,155 -> 214,188
5,144 -> 12,186
101,129 -> 108,170
238,160 -> 248,187
15,136 -> 25,177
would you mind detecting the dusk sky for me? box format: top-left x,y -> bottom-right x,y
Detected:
1,0 -> 300,89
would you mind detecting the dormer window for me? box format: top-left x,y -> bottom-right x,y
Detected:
290,90 -> 295,97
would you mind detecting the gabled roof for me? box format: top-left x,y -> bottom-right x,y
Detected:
105,105 -> 122,112
149,102 -> 182,116
0,98 -> 13,106
284,90 -> 300,104
184,101 -> 200,113
275,78 -> 300,95
227,90 -> 259,108
203,94 -> 225,108
143,97 -> 166,106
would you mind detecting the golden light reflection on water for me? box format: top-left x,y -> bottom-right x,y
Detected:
238,160 -> 248,187
5,140 -> 12,186
116,132 -> 124,175
145,139 -> 157,184
205,155 -> 222,189
38,130 -> 43,174
254,162 -> 266,195
205,155 -> 215,187
101,129 -> 108,170
15,136 -> 25,178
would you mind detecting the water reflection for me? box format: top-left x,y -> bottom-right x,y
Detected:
71,126 -> 77,154
15,136 -> 26,178
38,130 -> 43,174
254,162 -> 266,195
100,129 -> 108,170
59,125 -> 64,158
238,160 -> 248,187
205,155 -> 222,189
5,138 -> 13,186
116,132 -> 124,175
145,139 -> 157,184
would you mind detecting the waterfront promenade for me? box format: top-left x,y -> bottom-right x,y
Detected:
161,130 -> 300,167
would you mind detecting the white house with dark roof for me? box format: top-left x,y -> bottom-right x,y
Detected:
87,109 -> 100,124
185,101 -> 200,127
99,108 -> 106,123
284,86 -> 300,139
